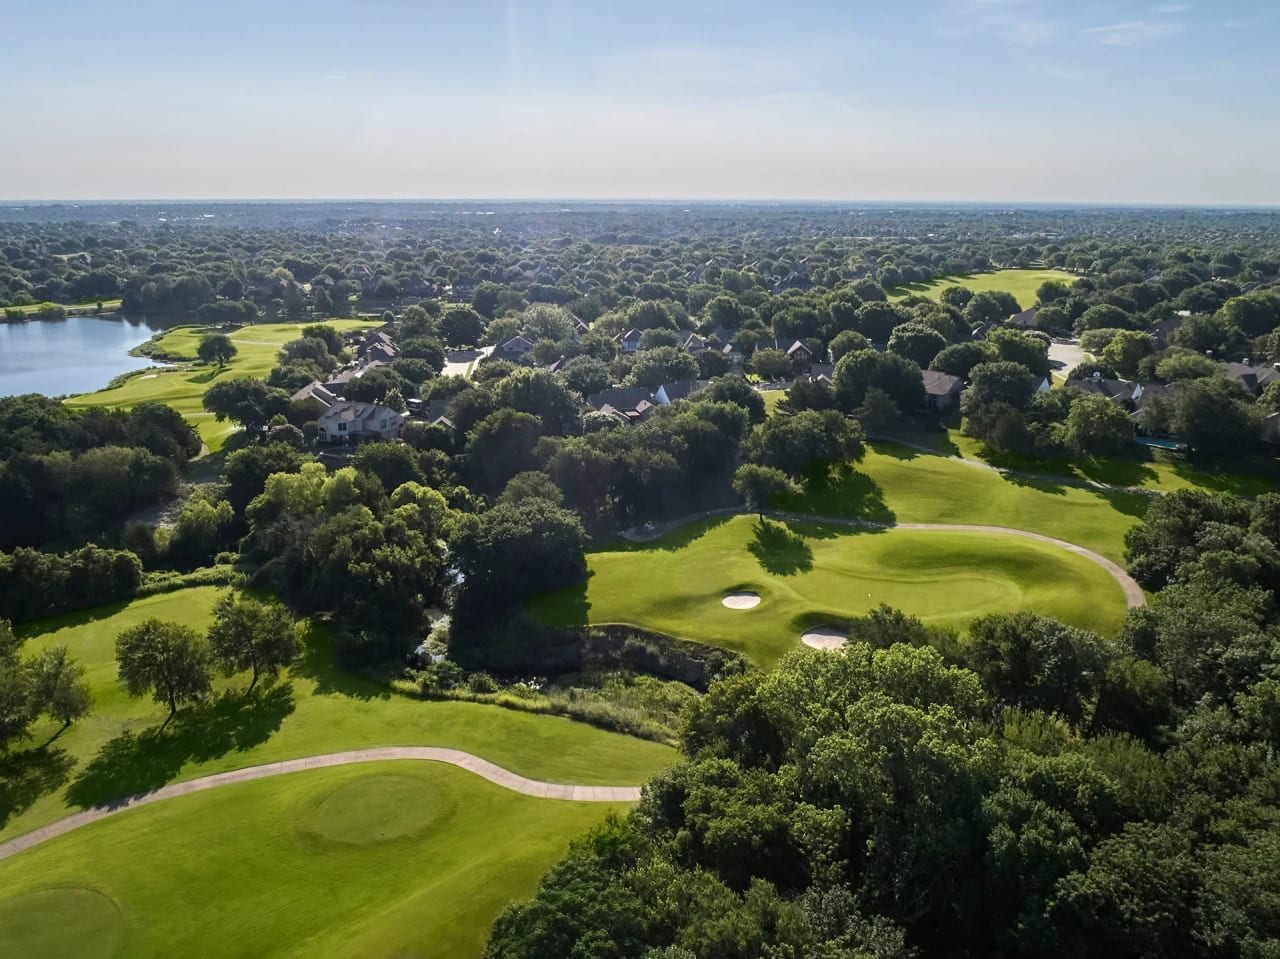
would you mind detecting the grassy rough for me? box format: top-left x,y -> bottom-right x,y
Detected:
65,320 -> 373,452
0,761 -> 623,959
888,268 -> 1079,309
530,514 -> 1128,668
1,587 -> 674,843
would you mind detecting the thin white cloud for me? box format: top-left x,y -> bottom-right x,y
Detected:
1151,4 -> 1190,14
944,0 -> 1061,46
1087,20 -> 1184,46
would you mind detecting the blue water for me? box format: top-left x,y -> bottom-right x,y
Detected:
0,315 -> 166,398
1136,437 -> 1185,451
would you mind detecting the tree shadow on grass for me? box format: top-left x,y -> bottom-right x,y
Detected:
291,620 -> 390,701
65,683 -> 295,810
748,520 -> 814,575
783,465 -> 896,524
526,577 -> 591,627
0,745 -> 75,828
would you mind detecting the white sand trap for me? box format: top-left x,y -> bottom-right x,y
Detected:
802,626 -> 848,650
722,591 -> 761,609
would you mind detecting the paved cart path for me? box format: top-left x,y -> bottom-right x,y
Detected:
0,747 -> 642,864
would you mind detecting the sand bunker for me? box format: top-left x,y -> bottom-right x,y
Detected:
722,591 -> 761,609
801,625 -> 848,650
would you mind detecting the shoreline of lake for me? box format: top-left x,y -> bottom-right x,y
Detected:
0,314 -> 174,398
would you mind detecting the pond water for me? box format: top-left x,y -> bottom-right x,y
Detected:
0,315 -> 168,398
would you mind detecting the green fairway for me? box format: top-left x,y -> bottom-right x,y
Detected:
781,442 -> 1148,563
1,587 -> 674,844
3,299 -> 123,315
0,761 -> 622,959
529,514 -> 1128,668
889,269 -> 1078,309
64,320 -> 373,452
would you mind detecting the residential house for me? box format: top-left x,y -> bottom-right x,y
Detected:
754,338 -> 815,372
615,329 -> 644,354
492,335 -> 536,364
1008,306 -> 1040,330
1064,375 -> 1136,407
1146,315 -> 1185,350
654,380 -> 710,405
1222,360 -> 1280,396
681,332 -> 708,353
315,402 -> 406,445
363,340 -> 399,365
545,355 -> 569,374
921,370 -> 964,413
807,363 -> 836,386
291,380 -> 341,417
587,387 -> 656,423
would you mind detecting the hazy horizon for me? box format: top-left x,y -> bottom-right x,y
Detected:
5,0 -> 1278,205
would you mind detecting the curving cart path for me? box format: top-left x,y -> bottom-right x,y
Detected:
622,507 -> 1147,609
0,747 -> 642,864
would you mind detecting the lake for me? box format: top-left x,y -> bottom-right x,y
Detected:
0,315 -> 167,398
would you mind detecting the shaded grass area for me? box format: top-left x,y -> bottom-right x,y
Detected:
64,320 -> 373,452
779,443 -> 1148,563
887,268 -> 1078,308
0,761 -> 622,959
530,514 -> 1128,668
1,587 -> 674,843
943,430 -> 1278,496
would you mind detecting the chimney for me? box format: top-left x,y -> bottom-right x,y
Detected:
1243,357 -> 1252,367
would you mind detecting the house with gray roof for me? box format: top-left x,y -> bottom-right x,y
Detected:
316,402 -> 405,445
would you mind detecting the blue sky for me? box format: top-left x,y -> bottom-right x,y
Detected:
2,0 -> 1277,203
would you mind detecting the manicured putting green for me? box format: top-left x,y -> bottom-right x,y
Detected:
65,320 -> 374,452
302,773 -> 452,844
0,887 -> 123,959
530,515 -> 1128,668
0,762 -> 624,959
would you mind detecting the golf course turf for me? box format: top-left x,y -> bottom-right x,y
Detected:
1,587 -> 674,845
786,443 -> 1148,564
888,268 -> 1078,308
64,320 -> 374,452
0,761 -> 625,958
529,514 -> 1129,668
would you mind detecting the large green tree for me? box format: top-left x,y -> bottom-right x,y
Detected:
115,619 -> 213,719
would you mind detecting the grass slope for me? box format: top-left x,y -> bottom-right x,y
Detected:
64,320 -> 373,452
781,443 -> 1149,563
0,761 -> 621,959
530,514 -> 1128,668
889,269 -> 1078,309
1,587 -> 674,843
